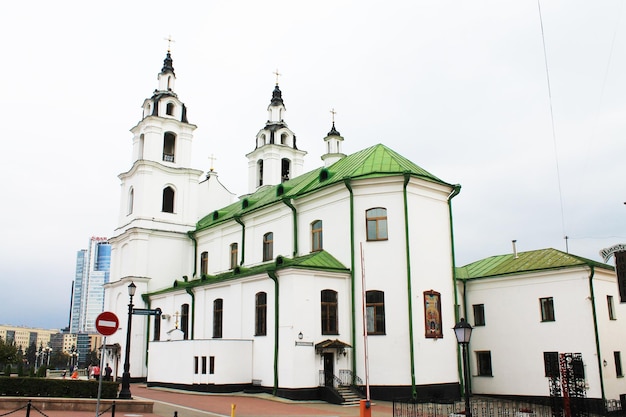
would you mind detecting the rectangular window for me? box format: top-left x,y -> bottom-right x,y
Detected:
608,295 -> 616,320
194,356 -> 199,374
366,290 -> 386,335
473,304 -> 485,326
230,243 -> 238,269
263,233 -> 273,261
544,351 -> 559,378
476,351 -> 493,376
213,299 -> 223,338
255,292 -> 267,336
210,356 -> 215,374
311,220 -> 323,252
321,290 -> 338,335
540,297 -> 555,322
615,352 -> 623,377
366,208 -> 388,241
201,356 -> 207,374
201,251 -> 208,276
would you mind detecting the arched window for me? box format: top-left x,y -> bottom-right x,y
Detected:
153,311 -> 161,341
138,134 -> 145,160
321,289 -> 338,335
166,102 -> 174,116
162,186 -> 175,213
181,303 -> 189,340
230,243 -> 238,269
263,232 -> 273,262
127,188 -> 134,215
311,220 -> 323,252
259,133 -> 266,147
366,208 -> 388,241
255,292 -> 267,336
200,251 -> 208,276
366,290 -> 385,335
213,299 -> 223,338
257,160 -> 264,187
281,133 -> 288,145
163,132 -> 176,162
281,158 -> 290,182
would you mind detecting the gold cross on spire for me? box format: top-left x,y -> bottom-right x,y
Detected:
273,69 -> 281,85
208,154 -> 217,172
164,35 -> 175,52
330,108 -> 337,123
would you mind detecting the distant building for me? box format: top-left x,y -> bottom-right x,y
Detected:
70,237 -> 111,333
0,325 -> 59,352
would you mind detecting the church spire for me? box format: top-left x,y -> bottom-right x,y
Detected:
321,108 -> 346,167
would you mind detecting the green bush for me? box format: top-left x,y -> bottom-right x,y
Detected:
3,365 -> 11,376
0,377 -> 119,398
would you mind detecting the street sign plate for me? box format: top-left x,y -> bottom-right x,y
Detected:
133,308 -> 162,316
95,311 -> 119,336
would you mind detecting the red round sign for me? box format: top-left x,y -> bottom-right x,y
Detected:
96,311 -> 119,336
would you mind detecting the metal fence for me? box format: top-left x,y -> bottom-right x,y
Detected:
393,396 -> 625,417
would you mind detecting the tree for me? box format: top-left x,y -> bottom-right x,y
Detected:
0,336 -> 18,368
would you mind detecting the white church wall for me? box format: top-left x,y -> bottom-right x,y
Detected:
245,205 -> 293,264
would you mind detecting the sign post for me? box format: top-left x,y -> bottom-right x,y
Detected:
95,312 -> 119,417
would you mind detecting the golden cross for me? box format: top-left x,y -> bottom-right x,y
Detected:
208,154 -> 217,172
174,311 -> 180,329
164,35 -> 175,52
273,69 -> 281,85
330,108 -> 337,123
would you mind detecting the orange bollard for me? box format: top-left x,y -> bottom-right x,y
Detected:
360,399 -> 372,417
231,403 -> 236,417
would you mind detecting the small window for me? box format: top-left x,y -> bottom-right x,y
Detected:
201,356 -> 207,374
200,251 -> 208,276
230,243 -> 238,269
366,290 -> 386,335
162,186 -> 175,213
476,351 -> 493,376
209,356 -> 215,374
615,352 -> 623,377
181,303 -> 189,340
194,356 -> 199,374
311,220 -> 323,252
166,102 -> 174,116
257,160 -> 264,187
163,132 -> 175,162
213,299 -> 223,338
608,295 -> 616,320
153,312 -> 161,341
321,290 -> 338,335
263,232 -> 273,261
281,158 -> 290,182
366,208 -> 388,241
255,292 -> 267,336
127,188 -> 134,215
473,304 -> 485,326
540,297 -> 555,322
543,351 -> 559,377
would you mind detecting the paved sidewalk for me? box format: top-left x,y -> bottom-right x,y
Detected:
0,383 -> 395,417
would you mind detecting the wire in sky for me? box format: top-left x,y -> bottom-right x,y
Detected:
537,0 -> 567,245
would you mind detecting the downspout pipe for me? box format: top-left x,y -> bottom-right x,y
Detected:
234,216 -> 246,265
587,266 -> 606,401
185,287 -> 195,340
267,270 -> 280,395
343,178 -> 357,379
281,198 -> 298,257
402,172 -> 417,398
141,295 -> 152,368
187,231 -> 198,278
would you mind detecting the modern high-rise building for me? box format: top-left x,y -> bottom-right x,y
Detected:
70,237 -> 111,334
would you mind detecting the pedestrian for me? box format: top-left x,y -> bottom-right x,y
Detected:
104,363 -> 113,381
92,364 -> 100,379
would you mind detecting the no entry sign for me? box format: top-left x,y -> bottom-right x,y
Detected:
95,311 -> 119,336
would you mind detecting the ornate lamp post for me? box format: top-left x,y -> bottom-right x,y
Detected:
118,281 -> 136,399
454,318 -> 473,417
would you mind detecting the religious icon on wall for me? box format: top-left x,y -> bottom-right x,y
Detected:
424,290 -> 443,338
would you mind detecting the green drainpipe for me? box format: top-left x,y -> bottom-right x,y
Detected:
267,270 -> 280,395
281,198 -> 298,257
187,231 -> 198,278
588,266 -> 606,402
142,295 -> 151,368
185,287 -> 195,340
402,173 -> 417,398
234,216 -> 246,265
343,178 -> 357,380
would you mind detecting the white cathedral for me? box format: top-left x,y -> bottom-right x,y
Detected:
103,51 -> 462,402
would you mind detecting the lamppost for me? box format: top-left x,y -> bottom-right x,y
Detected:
119,281 -> 136,399
45,346 -> 52,367
454,318 -> 473,417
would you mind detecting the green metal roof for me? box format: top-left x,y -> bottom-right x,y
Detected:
197,143 -> 453,231
147,250 -> 349,297
456,248 -> 614,280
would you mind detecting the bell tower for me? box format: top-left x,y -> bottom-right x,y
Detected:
246,75 -> 306,193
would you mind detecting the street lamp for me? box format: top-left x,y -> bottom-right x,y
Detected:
119,281 -> 136,399
454,318 -> 473,417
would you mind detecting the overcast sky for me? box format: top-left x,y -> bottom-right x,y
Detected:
1,1 -> 625,330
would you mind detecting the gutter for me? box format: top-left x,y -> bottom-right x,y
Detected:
402,173 -> 417,398
267,270 -> 280,395
234,216 -> 246,265
343,178 -> 357,380
187,231 -> 198,278
185,287 -> 195,340
281,198 -> 298,257
587,266 -> 606,401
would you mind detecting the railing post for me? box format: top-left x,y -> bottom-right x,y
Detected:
26,400 -> 31,417
111,401 -> 115,417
